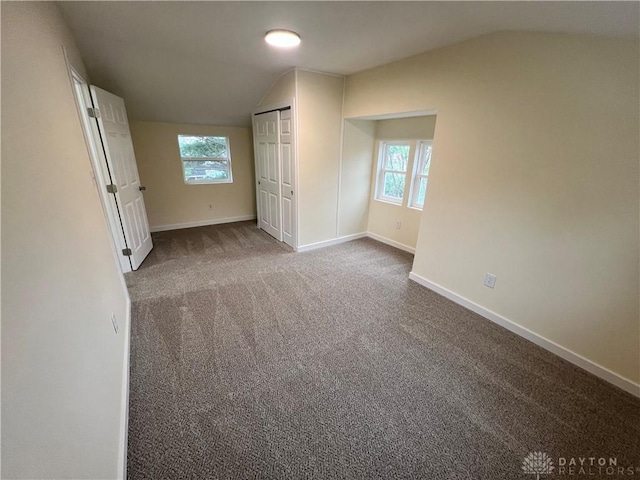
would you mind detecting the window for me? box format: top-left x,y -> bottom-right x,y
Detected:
376,142 -> 410,204
410,141 -> 432,209
177,135 -> 232,185
374,139 -> 432,209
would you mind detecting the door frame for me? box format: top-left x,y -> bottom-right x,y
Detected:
252,98 -> 298,249
89,86 -> 153,270
65,64 -> 133,273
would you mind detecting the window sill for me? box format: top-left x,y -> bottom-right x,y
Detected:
184,179 -> 233,186
374,198 -> 403,207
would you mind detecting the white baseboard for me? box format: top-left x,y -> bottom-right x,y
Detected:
150,215 -> 257,233
408,271 -> 640,398
117,296 -> 132,479
296,232 -> 367,252
295,232 -> 415,254
366,232 -> 415,254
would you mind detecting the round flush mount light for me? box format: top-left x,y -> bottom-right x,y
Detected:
265,30 -> 301,48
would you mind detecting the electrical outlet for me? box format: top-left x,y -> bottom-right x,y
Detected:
111,313 -> 119,334
484,273 -> 497,289
395,221 -> 402,230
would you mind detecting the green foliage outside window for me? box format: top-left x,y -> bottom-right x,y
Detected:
385,145 -> 409,171
178,135 -> 228,158
382,144 -> 410,199
178,135 -> 231,184
183,161 -> 229,181
383,173 -> 405,199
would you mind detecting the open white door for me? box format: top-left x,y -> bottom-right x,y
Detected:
69,70 -> 132,273
90,86 -> 152,270
254,111 -> 282,241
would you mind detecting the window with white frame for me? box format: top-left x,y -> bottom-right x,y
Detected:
410,140 -> 432,209
177,135 -> 232,185
375,139 -> 432,209
376,142 -> 411,204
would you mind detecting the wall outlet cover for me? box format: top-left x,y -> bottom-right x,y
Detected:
484,273 -> 497,289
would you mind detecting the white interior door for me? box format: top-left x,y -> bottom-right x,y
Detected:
254,111 -> 282,241
90,86 -> 152,270
69,70 -> 132,273
279,109 -> 295,248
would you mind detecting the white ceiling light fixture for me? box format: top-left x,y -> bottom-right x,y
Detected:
265,29 -> 301,48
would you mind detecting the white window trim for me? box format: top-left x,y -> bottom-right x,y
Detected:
178,135 -> 233,185
409,140 -> 432,210
375,140 -> 411,205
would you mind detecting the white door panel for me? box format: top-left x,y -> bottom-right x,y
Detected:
253,107 -> 295,247
282,197 -> 292,237
268,144 -> 277,182
260,191 -> 269,223
258,144 -> 267,179
279,109 -> 295,247
282,144 -> 292,186
90,86 -> 152,270
269,193 -> 279,229
254,111 -> 282,241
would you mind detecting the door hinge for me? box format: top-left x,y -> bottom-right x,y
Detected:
106,184 -> 118,194
122,248 -> 132,257
87,107 -> 101,118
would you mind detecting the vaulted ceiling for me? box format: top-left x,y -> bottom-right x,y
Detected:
58,1 -> 639,127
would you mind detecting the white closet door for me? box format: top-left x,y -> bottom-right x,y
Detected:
90,86 -> 152,270
279,109 -> 295,248
253,111 -> 282,241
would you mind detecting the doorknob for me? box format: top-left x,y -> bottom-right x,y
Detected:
139,186 -> 146,191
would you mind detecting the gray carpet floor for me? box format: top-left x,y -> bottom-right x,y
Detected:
125,221 -> 640,479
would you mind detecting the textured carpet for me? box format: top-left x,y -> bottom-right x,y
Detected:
125,221 -> 640,479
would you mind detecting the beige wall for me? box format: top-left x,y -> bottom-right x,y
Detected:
376,116 -> 437,140
130,122 -> 255,230
258,69 -> 296,107
345,32 -> 640,385
1,2 -> 130,478
367,116 -> 437,249
297,70 -> 346,245
338,119 -> 375,236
